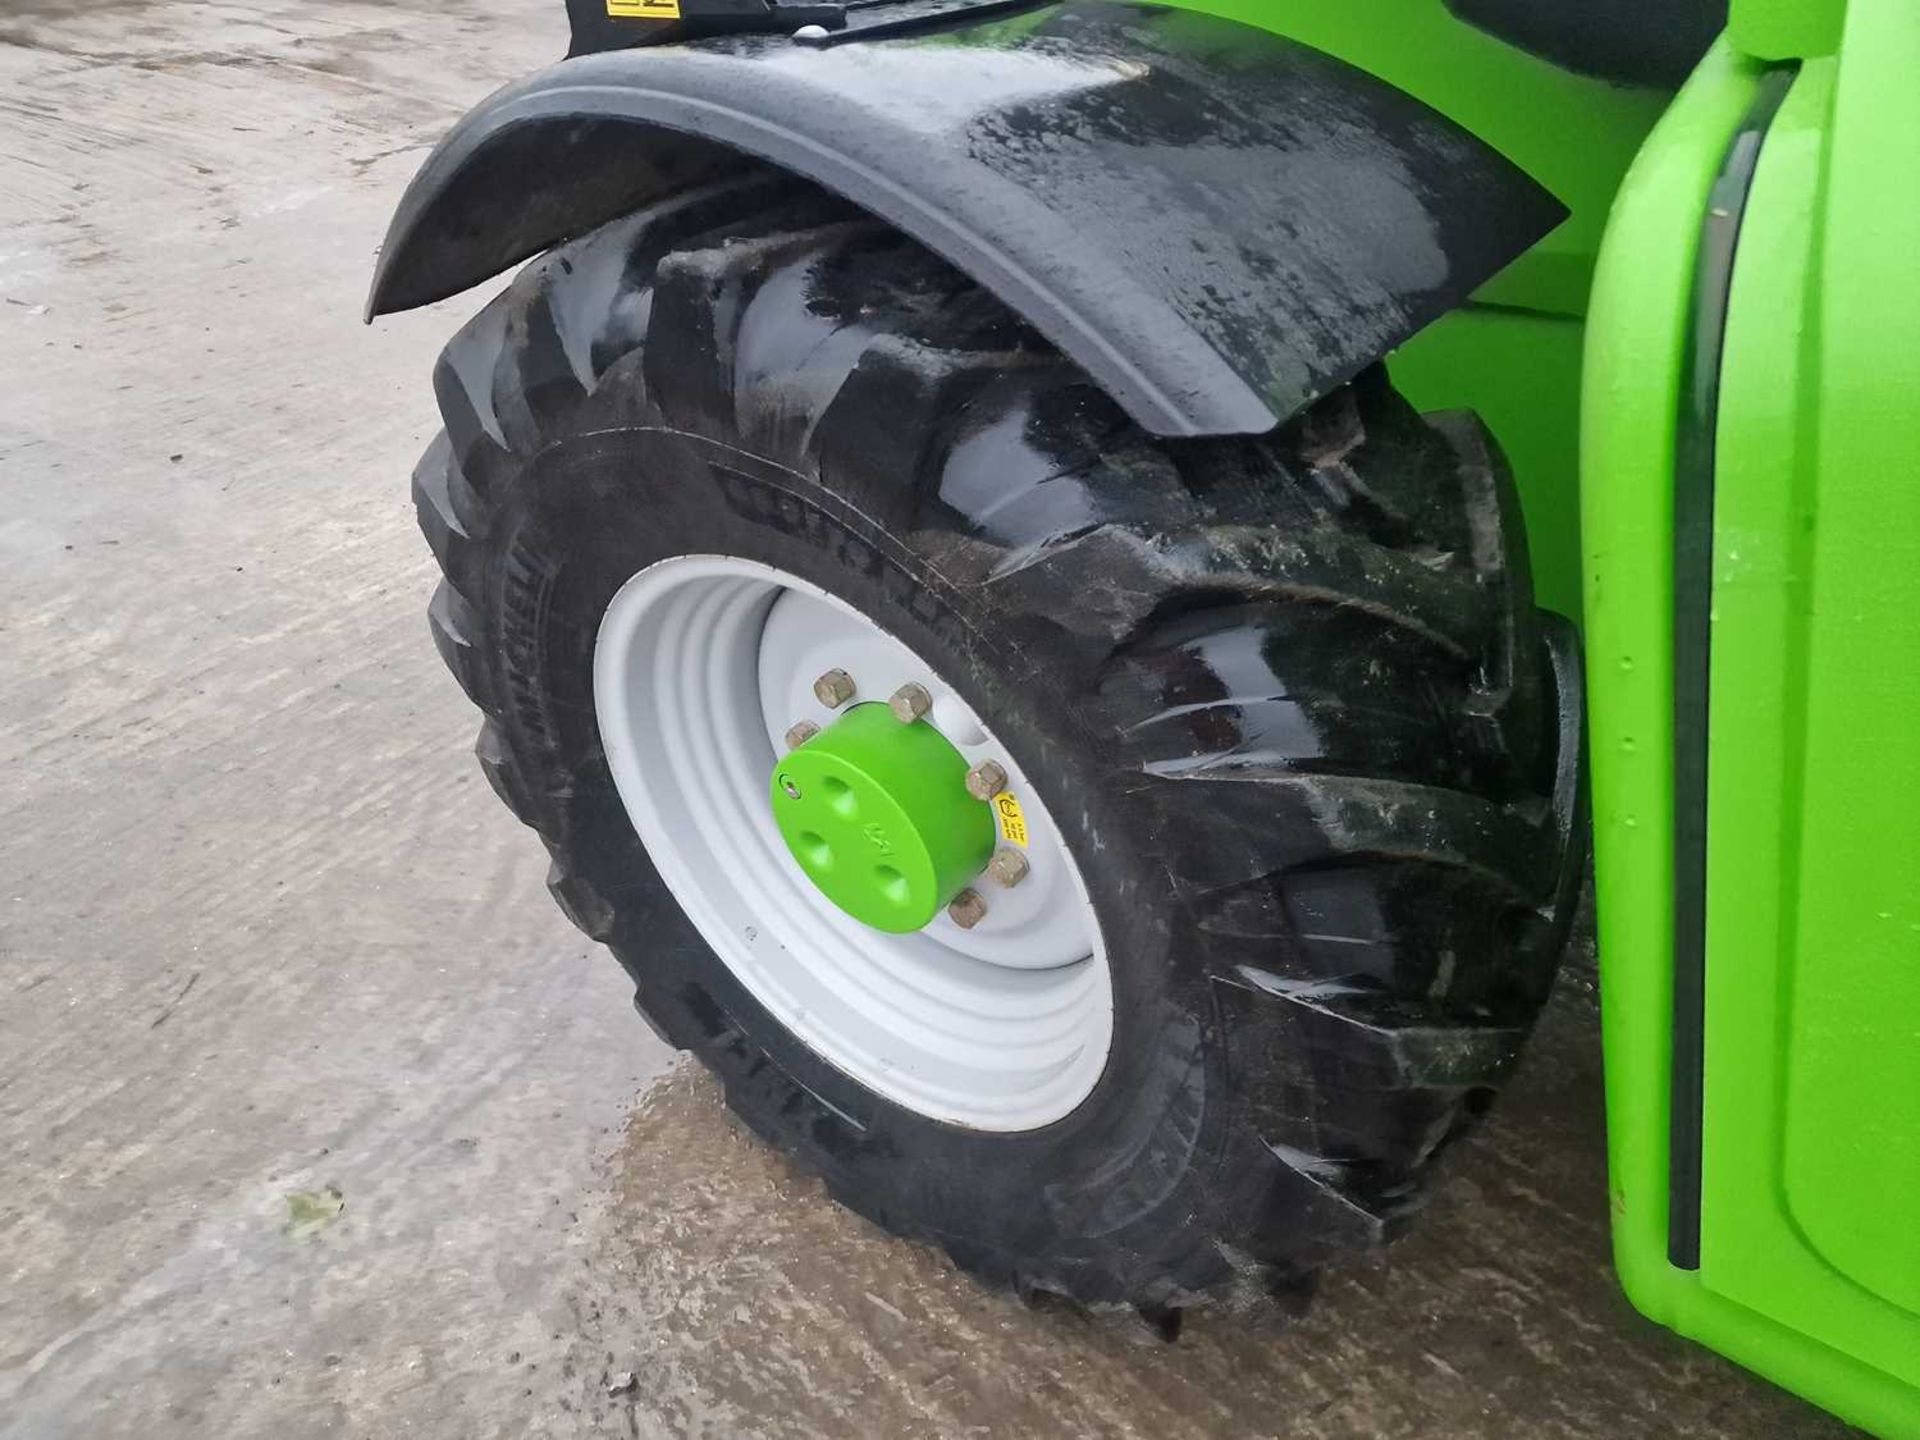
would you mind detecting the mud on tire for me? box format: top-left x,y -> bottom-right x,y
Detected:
416,169 -> 1584,1321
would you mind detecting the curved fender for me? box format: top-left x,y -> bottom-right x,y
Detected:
368,1 -> 1565,437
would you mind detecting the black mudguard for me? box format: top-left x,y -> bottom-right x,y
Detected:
368,0 -> 1565,437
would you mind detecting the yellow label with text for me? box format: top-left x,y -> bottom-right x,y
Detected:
993,792 -> 1029,848
608,0 -> 681,18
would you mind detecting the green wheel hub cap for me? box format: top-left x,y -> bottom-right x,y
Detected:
770,703 -> 994,932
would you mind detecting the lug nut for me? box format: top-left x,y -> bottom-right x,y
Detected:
947,888 -> 988,929
812,668 -> 856,709
985,847 -> 1030,888
964,760 -> 1008,802
889,682 -> 932,724
784,720 -> 820,750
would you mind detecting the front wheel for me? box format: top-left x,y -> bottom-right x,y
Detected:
417,172 -> 1583,1319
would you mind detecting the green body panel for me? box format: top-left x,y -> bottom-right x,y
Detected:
1764,0 -> 1920,1326
1731,0 -> 1846,59
771,703 -> 995,932
1583,6 -> 1920,1432
1707,0 -> 1920,1384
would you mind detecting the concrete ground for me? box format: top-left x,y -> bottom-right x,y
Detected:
0,2 -> 1857,1436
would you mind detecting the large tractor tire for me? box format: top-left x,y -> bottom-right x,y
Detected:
417,171 -> 1583,1322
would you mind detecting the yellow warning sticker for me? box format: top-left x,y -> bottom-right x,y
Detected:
607,0 -> 681,18
993,792 -> 1029,848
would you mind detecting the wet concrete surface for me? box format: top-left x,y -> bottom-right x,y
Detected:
0,1 -> 1857,1435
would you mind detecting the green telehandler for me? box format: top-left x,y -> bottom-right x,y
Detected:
368,0 -> 1919,1430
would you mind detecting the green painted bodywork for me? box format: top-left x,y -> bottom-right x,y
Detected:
1732,0 -> 1846,59
770,703 -> 995,932
1580,3 -> 1920,1433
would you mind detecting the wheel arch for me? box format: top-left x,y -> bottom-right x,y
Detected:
367,2 -> 1566,438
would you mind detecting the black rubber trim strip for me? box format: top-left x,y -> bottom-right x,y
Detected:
1668,65 -> 1794,1272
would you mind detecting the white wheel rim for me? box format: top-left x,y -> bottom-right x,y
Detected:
593,555 -> 1113,1131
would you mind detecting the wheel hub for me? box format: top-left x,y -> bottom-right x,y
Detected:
770,702 -> 994,933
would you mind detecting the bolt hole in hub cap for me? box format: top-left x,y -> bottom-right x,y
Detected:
593,556 -> 1112,1130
